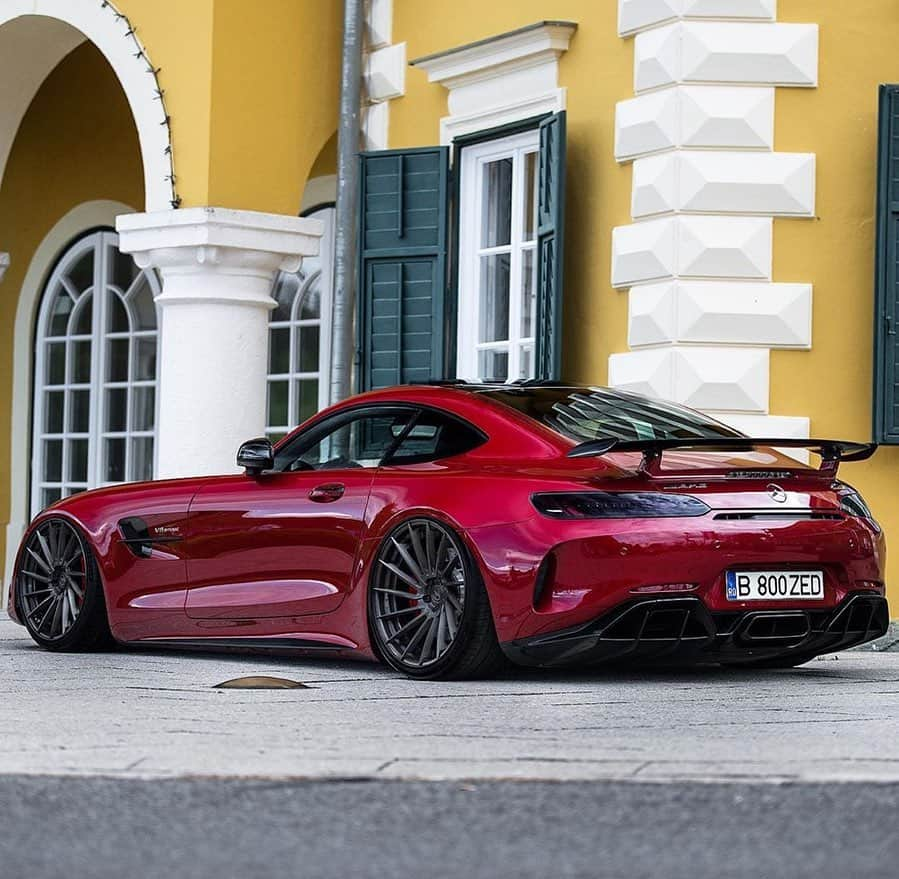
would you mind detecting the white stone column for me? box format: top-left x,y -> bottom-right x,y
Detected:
116,208 -> 321,479
0,252 -> 9,282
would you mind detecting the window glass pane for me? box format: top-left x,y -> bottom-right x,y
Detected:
107,339 -> 129,382
71,293 -> 92,336
45,391 -> 64,434
519,345 -> 533,381
478,348 -> 509,382
271,273 -> 299,322
269,327 -> 290,374
481,387 -> 744,443
71,340 -> 91,384
132,386 -> 155,432
105,438 -> 126,482
481,158 -> 513,248
295,379 -> 318,425
42,488 -> 62,509
299,277 -> 322,320
133,337 -> 156,381
390,412 -> 485,464
32,232 -> 161,515
131,437 -> 154,482
49,293 -> 73,337
523,151 -> 538,242
268,380 -> 289,427
44,440 -> 63,482
106,388 -> 127,432
274,411 -> 411,472
70,390 -> 90,433
478,254 -> 510,343
110,248 -> 139,292
68,438 -> 88,483
297,325 -> 320,373
47,342 -> 66,385
301,415 -> 409,470
521,248 -> 536,339
107,293 -> 130,333
129,276 -> 158,331
67,251 -> 94,294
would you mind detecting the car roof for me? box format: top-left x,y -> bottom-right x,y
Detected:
296,382 -> 583,461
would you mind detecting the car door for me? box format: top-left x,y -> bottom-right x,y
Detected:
184,407 -> 415,620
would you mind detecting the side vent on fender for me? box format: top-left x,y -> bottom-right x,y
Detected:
119,516 -> 153,558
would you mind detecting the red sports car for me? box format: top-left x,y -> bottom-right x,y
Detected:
8,383 -> 889,679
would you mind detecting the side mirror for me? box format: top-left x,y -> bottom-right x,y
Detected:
237,438 -> 274,475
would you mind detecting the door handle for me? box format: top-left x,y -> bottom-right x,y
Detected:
309,483 -> 346,503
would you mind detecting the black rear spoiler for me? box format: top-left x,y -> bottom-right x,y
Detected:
566,437 -> 878,477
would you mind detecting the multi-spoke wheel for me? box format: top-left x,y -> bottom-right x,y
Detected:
17,518 -> 112,651
368,518 -> 507,679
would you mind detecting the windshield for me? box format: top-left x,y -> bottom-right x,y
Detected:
478,386 -> 744,444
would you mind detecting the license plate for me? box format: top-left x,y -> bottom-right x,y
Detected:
725,570 -> 824,601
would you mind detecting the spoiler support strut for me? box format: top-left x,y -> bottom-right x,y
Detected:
565,437 -> 878,478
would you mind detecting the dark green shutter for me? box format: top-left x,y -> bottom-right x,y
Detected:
874,86 -> 899,442
534,111 -> 567,381
357,147 -> 450,391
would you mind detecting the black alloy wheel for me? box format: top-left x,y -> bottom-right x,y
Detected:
18,518 -> 112,651
368,517 -> 507,680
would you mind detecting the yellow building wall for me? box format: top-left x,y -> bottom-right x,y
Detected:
117,0 -> 216,209
391,0 -> 632,385
205,0 -> 342,215
115,0 -> 341,214
773,0 -> 899,605
0,42 -> 145,572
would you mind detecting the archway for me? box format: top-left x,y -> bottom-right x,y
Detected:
0,1 -> 173,211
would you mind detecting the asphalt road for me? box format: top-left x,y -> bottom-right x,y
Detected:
2,775 -> 899,879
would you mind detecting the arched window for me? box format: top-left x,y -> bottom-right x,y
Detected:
31,230 -> 160,516
266,205 -> 335,441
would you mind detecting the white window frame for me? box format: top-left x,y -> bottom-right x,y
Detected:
455,128 -> 540,382
265,205 -> 335,438
30,230 -> 161,517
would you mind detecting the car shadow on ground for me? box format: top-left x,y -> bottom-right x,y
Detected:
4,628 -> 867,685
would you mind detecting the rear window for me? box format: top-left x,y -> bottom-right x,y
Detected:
478,386 -> 743,443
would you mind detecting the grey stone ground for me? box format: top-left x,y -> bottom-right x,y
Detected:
3,614 -> 899,782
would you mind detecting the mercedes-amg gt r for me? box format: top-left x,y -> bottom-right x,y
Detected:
8,383 -> 889,679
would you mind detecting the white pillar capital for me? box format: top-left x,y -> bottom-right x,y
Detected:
0,252 -> 9,283
116,207 -> 322,307
115,207 -> 323,480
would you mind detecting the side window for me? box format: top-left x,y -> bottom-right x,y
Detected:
273,410 -> 413,472
387,410 -> 485,465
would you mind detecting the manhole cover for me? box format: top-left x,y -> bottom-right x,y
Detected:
214,676 -> 309,690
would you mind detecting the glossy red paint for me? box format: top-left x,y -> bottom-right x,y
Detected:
7,384 -> 888,667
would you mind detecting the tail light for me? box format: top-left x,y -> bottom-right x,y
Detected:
531,491 -> 710,520
838,485 -> 881,532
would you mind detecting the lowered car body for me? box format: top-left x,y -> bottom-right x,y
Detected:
8,383 -> 889,678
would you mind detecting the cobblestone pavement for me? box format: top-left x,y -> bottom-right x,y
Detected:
3,615 -> 899,783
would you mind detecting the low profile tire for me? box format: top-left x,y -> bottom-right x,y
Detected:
17,517 -> 113,652
368,517 -> 508,680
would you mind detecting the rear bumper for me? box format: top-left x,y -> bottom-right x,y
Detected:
501,592 -> 889,668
